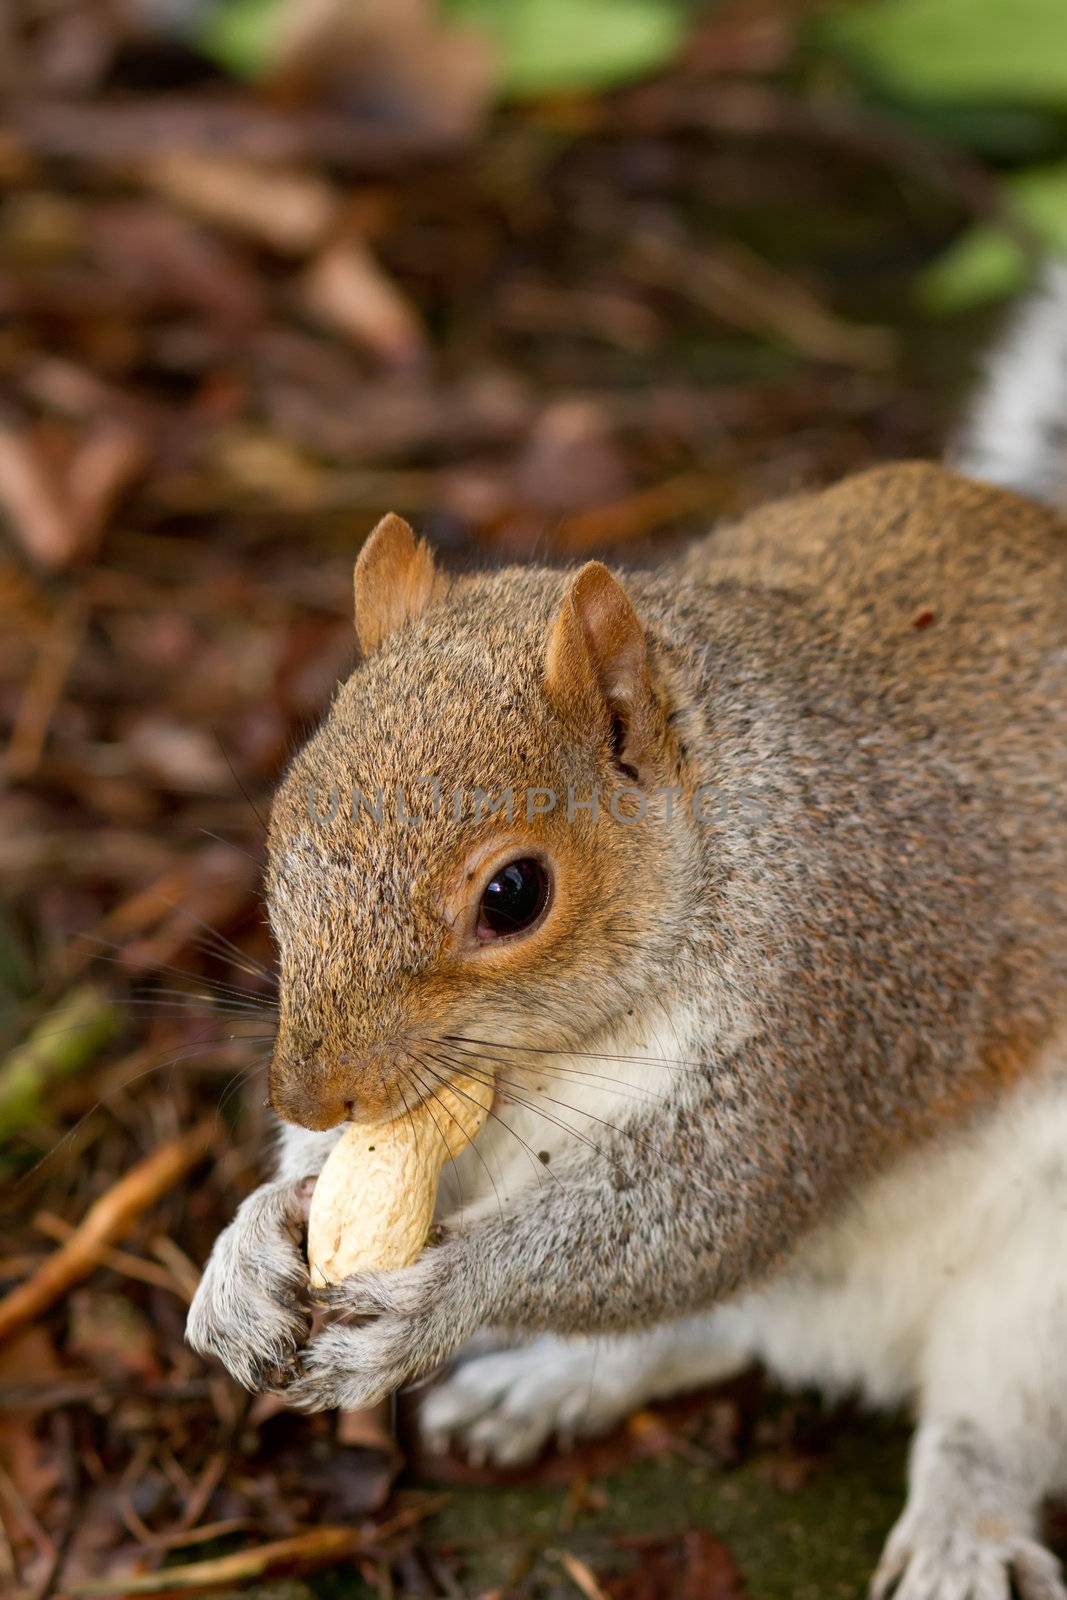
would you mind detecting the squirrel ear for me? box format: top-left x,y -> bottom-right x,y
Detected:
353,513 -> 446,654
544,561 -> 655,778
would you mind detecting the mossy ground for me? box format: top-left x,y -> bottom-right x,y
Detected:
412,1415 -> 907,1598
266,1400 -> 915,1599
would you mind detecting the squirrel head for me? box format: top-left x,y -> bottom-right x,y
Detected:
266,514 -> 696,1130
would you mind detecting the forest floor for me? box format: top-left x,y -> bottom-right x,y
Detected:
0,5 -> 1041,1597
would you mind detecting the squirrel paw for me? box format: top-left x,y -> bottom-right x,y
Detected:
186,1177 -> 313,1391
871,1514 -> 1065,1600
278,1242 -> 479,1413
418,1335 -> 637,1467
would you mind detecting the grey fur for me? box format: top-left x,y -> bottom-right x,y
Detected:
186,428 -> 1067,1598
190,463 -> 1066,1414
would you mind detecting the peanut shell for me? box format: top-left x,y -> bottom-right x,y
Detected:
306,1073 -> 492,1287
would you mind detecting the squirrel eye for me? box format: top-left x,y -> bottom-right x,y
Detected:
476,858 -> 550,941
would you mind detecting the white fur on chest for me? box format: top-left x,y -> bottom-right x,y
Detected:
437,1005 -> 701,1228
715,1059 -> 1067,1408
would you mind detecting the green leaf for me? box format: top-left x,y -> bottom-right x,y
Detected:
196,0 -> 286,79
445,0 -> 686,96
822,0 -> 1067,108
918,232 -> 1028,314
918,161 -> 1067,313
0,985 -> 121,1142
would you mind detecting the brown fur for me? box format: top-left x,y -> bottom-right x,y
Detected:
353,512 -> 449,656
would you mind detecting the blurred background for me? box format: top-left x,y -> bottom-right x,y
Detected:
3,2 -> 1067,1596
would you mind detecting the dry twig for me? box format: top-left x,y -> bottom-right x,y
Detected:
0,1122 -> 215,1345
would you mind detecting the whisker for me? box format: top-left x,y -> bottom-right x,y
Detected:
122,989 -> 275,1016
429,1055 -> 616,1169
428,1049 -> 693,1193
410,1056 -> 505,1226
444,1032 -> 709,1072
176,906 -> 274,981
394,1077 -> 422,1166
417,1058 -> 558,1198
212,728 -> 269,835
197,827 -> 263,867
218,1057 -> 270,1119
78,939 -> 275,1006
12,1032 -> 266,1188
439,1039 -> 665,1104
422,1054 -> 591,1191
406,1066 -> 466,1218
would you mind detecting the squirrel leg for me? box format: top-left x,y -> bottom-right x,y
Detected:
186,1122 -> 343,1389
872,1200 -> 1067,1600
418,1313 -> 747,1468
872,1420 -> 1064,1600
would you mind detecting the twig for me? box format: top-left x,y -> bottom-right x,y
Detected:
0,425 -> 75,568
148,1236 -> 202,1304
0,1377 -> 214,1410
137,1518 -> 254,1553
68,1498 -> 449,1595
5,596 -> 87,781
32,1410 -> 79,1600
34,1214 -> 178,1295
554,1550 -> 611,1600
0,1122 -> 214,1345
555,472 -> 732,554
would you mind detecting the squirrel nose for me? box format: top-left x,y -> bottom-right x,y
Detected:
269,1080 -> 351,1131
267,1063 -> 372,1129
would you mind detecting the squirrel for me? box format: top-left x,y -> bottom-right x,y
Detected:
188,266 -> 1067,1600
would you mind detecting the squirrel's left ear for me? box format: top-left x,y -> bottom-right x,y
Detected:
353,513 -> 448,654
544,561 -> 658,779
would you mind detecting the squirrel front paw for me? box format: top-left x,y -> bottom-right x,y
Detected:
186,1177 -> 314,1390
277,1241 -> 481,1412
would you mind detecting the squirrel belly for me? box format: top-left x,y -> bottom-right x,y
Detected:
711,1036 -> 1067,1414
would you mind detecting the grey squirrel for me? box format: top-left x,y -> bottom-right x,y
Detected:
188,267 -> 1067,1600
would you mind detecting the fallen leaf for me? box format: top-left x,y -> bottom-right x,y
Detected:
145,154 -> 338,257
606,1529 -> 747,1600
301,241 -> 428,371
67,1290 -> 161,1382
0,1327 -> 63,1511
0,423 -> 77,569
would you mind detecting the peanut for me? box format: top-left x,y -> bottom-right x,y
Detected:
306,1074 -> 492,1286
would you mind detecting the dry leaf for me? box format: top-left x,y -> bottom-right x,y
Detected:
301,241 -> 428,371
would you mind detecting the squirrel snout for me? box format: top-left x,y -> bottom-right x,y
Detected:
269,1039 -> 405,1130
268,1079 -> 355,1131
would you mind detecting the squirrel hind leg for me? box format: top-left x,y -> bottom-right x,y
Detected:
418,1316 -> 747,1468
872,1419 -> 1065,1600
876,1147 -> 1067,1600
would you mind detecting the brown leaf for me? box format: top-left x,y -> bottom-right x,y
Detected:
301,241 -> 428,372
88,204 -> 266,329
145,155 -> 338,258
67,1291 -> 161,1382
0,1328 -> 63,1503
607,1530 -> 747,1600
269,0 -> 495,145
65,420 -> 149,562
0,423 -> 77,569
514,400 -> 630,517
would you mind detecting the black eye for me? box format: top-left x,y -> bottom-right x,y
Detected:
477,858 -> 550,941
